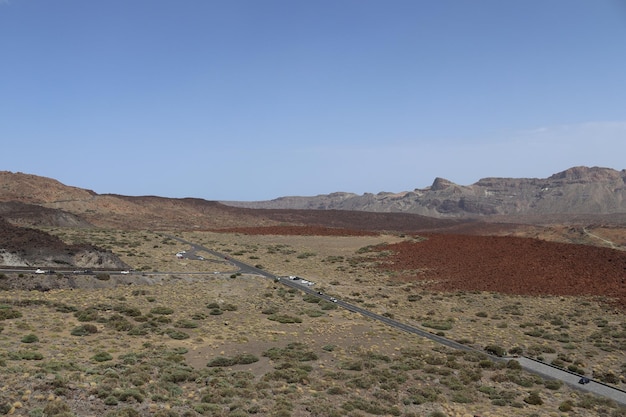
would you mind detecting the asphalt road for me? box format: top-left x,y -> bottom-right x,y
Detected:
167,235 -> 626,406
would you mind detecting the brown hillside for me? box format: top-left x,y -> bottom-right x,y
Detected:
0,171 -> 95,203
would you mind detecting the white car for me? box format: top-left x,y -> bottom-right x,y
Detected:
35,268 -> 46,274
120,270 -> 130,274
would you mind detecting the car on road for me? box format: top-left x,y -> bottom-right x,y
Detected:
579,377 -> 591,385
35,268 -> 46,274
120,270 -> 130,274
330,297 -> 338,303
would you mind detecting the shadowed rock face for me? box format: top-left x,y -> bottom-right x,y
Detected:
0,217 -> 127,269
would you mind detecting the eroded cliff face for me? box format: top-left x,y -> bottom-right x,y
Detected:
224,166 -> 626,218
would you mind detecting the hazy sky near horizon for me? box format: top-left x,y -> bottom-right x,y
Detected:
2,1 -> 625,201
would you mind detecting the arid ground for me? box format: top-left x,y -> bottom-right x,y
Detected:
1,221 -> 626,417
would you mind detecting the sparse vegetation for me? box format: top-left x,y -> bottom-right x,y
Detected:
0,227 -> 624,417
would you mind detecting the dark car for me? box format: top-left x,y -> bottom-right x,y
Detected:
579,377 -> 591,385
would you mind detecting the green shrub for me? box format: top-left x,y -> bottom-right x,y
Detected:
119,306 -> 142,317
43,400 -> 73,416
114,388 -> 145,403
422,320 -> 453,331
21,334 -> 39,343
104,396 -> 119,406
339,360 -> 363,371
9,350 -> 43,360
27,407 -> 44,417
92,352 -> 113,362
206,353 -> 258,367
165,329 -> 189,340
524,391 -> 543,405
304,309 -> 324,317
207,356 -> 235,367
568,364 -> 585,375
150,306 -> 174,315
303,294 -> 321,303
479,360 -> 494,368
544,379 -> 563,390
0,306 -> 22,320
451,392 -> 473,403
234,353 -> 259,365
267,314 -> 302,324
175,319 -> 199,329
70,324 -> 98,336
107,314 -> 133,331
320,301 -> 338,310
484,344 -> 507,357
74,308 -> 99,322
261,305 -> 279,315
327,386 -> 346,395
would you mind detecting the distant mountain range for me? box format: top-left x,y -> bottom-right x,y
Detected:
223,166 -> 626,220
1,166 -> 625,233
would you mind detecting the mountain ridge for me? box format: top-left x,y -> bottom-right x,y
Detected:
1,166 -> 625,232
222,166 -> 626,219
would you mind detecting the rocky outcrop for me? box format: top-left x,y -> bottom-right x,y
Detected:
0,217 -> 128,269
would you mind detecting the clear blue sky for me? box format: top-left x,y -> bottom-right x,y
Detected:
2,1 -> 625,201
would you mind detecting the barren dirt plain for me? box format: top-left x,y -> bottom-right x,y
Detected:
1,218 -> 626,417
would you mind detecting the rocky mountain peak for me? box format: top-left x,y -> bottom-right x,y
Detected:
430,177 -> 456,191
